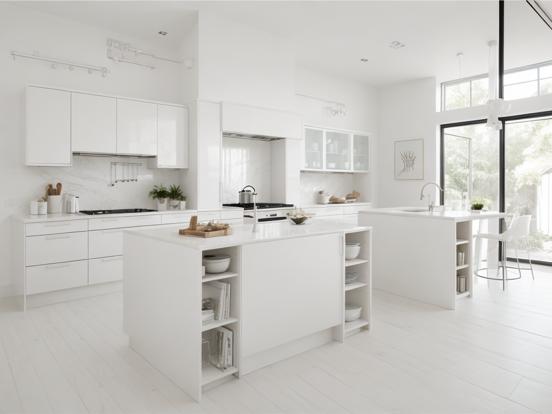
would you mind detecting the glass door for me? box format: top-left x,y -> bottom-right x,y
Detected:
304,127 -> 324,170
442,123 -> 500,211
505,115 -> 552,264
325,130 -> 351,171
353,134 -> 370,172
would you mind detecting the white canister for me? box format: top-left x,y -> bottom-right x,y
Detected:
37,200 -> 47,215
47,195 -> 62,214
179,200 -> 187,210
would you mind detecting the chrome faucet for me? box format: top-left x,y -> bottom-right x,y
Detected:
420,182 -> 443,212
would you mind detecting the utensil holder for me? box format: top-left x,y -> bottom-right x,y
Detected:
47,195 -> 62,214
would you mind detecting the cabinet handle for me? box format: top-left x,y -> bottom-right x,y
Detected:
101,257 -> 122,262
45,234 -> 72,240
45,263 -> 71,270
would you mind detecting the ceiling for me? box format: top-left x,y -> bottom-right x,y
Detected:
14,1 -> 552,86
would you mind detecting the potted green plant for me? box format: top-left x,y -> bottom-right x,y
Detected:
149,185 -> 169,211
470,200 -> 484,213
168,184 -> 185,210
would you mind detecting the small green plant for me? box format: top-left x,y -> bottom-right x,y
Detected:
168,184 -> 185,201
149,185 -> 169,200
470,201 -> 484,211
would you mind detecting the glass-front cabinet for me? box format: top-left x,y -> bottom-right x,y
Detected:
353,134 -> 370,172
304,127 -> 324,169
303,126 -> 370,173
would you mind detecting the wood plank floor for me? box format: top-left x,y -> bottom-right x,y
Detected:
1,266 -> 551,414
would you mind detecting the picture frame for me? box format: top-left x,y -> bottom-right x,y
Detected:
394,139 -> 424,180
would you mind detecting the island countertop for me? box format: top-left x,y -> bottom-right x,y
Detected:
360,207 -> 506,222
127,220 -> 371,250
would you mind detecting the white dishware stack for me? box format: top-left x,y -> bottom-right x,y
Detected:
203,254 -> 231,274
345,242 -> 361,260
345,304 -> 362,322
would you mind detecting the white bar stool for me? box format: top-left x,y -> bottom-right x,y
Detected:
474,215 -> 535,290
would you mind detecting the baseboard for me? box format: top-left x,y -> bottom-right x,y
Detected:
25,282 -> 122,309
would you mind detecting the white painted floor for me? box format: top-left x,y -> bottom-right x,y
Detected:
1,266 -> 552,414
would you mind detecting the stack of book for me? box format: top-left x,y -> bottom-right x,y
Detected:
204,327 -> 233,369
202,281 -> 231,321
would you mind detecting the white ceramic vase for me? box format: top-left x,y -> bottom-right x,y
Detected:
156,198 -> 168,211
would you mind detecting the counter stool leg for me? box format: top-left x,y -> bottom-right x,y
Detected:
527,248 -> 535,280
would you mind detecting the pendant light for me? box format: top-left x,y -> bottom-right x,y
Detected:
486,40 -> 504,130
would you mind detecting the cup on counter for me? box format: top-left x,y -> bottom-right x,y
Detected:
47,195 -> 62,214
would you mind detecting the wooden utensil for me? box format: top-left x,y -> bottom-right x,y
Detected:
47,184 -> 54,197
55,182 -> 62,195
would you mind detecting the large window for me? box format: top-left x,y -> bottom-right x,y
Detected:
441,60 -> 552,111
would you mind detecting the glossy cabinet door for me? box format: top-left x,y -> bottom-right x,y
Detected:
325,130 -> 351,171
25,86 -> 71,166
156,105 -> 188,168
116,98 -> 157,156
304,127 -> 324,170
72,92 -> 116,154
353,134 -> 370,172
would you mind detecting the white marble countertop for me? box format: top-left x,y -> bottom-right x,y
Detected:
297,202 -> 373,209
16,207 -> 244,223
360,207 -> 505,222
127,220 -> 371,251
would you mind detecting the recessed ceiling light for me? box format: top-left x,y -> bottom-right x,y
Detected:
389,40 -> 406,49
360,58 -> 369,63
158,31 -> 168,36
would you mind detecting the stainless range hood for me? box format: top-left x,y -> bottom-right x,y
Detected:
223,131 -> 285,142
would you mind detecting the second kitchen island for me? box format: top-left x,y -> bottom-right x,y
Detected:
123,221 -> 372,401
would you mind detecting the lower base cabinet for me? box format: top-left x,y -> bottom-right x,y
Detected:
26,260 -> 88,295
89,256 -> 123,284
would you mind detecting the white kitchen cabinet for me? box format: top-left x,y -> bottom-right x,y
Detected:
26,260 -> 88,295
353,134 -> 370,172
89,256 -> 123,284
71,92 -> 116,154
116,98 -> 157,156
25,86 -> 71,166
304,127 -> 324,170
26,231 -> 88,266
155,105 -> 188,168
89,229 -> 123,258
302,126 -> 370,173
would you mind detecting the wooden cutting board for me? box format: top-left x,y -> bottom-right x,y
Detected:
179,227 -> 232,238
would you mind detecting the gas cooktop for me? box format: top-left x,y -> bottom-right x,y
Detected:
223,203 -> 294,210
79,208 -> 157,215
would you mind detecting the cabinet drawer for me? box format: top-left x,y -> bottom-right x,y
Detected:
88,215 -> 161,230
198,211 -> 220,222
26,220 -> 88,236
161,213 -> 194,225
26,232 -> 88,266
220,209 -> 244,221
26,260 -> 88,295
89,256 -> 123,284
89,229 -> 123,258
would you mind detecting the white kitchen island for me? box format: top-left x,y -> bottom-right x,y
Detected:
360,208 -> 505,310
123,221 -> 372,401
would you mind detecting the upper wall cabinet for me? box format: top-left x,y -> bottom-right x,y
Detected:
26,86 -> 71,166
72,93 -> 116,154
302,126 -> 370,173
155,105 -> 188,169
222,102 -> 302,139
116,99 -> 157,156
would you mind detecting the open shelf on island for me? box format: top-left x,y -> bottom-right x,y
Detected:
345,258 -> 369,267
344,318 -> 370,333
456,239 -> 469,246
202,317 -> 238,332
202,271 -> 238,283
345,281 -> 367,291
202,364 -> 238,386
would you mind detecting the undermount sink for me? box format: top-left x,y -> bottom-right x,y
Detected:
396,207 -> 428,213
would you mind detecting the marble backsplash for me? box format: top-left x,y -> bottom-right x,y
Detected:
29,155 -> 183,210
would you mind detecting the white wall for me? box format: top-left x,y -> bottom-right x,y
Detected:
0,4 -> 186,296
294,67 -> 378,205
377,77 -> 438,207
197,11 -> 295,111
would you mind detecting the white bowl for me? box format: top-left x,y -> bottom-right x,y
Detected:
345,272 -> 359,284
345,305 -> 362,322
202,254 -> 231,274
345,243 -> 361,260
